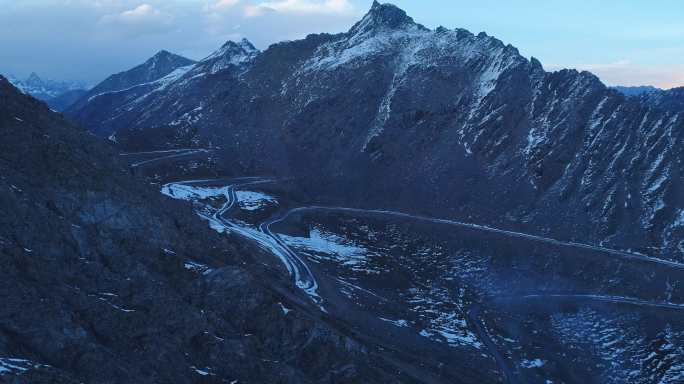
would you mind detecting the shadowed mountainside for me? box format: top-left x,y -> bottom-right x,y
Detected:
0,75 -> 426,383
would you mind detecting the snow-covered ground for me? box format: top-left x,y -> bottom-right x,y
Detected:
184,260 -> 213,275
236,190 -> 277,211
279,228 -> 369,271
161,182 -> 229,201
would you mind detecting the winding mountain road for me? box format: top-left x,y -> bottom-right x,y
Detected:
514,294 -> 684,311
273,205 -> 684,271
120,148 -> 212,168
158,176 -> 684,384
162,178 -> 321,301
259,214 -> 319,299
265,204 -> 684,384
467,306 -> 518,384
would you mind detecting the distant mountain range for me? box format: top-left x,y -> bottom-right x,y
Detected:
612,85 -> 661,97
6,50 -> 196,113
7,73 -> 88,111
613,85 -> 684,113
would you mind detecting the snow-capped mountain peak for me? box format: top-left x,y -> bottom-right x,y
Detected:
24,72 -> 43,86
200,38 -> 260,74
349,1 -> 427,39
65,50 -> 196,116
238,38 -> 258,52
143,50 -> 195,73
152,49 -> 174,58
205,38 -> 258,60
8,72 -> 86,102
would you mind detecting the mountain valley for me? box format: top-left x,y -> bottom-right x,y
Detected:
2,2 -> 684,383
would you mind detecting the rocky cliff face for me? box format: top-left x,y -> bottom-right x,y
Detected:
0,76 -> 421,383
67,2 -> 684,260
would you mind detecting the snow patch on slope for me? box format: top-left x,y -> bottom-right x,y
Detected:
236,191 -> 278,211
0,358 -> 45,376
161,183 -> 229,201
279,228 -> 369,269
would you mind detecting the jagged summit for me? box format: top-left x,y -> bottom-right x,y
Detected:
206,38 -> 258,60
234,38 -> 258,52
25,72 -> 42,83
144,50 -> 195,68
150,50 -> 175,59
199,38 -> 259,74
349,1 -> 427,36
6,72 -> 86,105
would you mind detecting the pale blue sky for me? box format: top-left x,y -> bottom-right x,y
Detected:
0,0 -> 681,88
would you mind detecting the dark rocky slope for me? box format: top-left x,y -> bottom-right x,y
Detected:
639,87 -> 684,113
0,76 -> 420,383
67,2 -> 684,260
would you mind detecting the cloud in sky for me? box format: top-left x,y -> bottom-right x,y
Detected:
204,0 -> 240,12
203,0 -> 355,16
202,0 -> 361,44
99,4 -> 175,36
251,0 -> 355,15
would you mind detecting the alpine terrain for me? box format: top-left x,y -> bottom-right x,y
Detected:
4,1 -> 684,383
69,1 -> 684,261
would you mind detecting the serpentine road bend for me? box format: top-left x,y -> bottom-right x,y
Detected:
161,179 -> 321,303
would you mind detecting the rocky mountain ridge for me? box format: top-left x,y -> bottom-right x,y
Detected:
613,85 -> 661,97
67,50 -> 196,124
66,1 -> 684,260
639,86 -> 684,113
